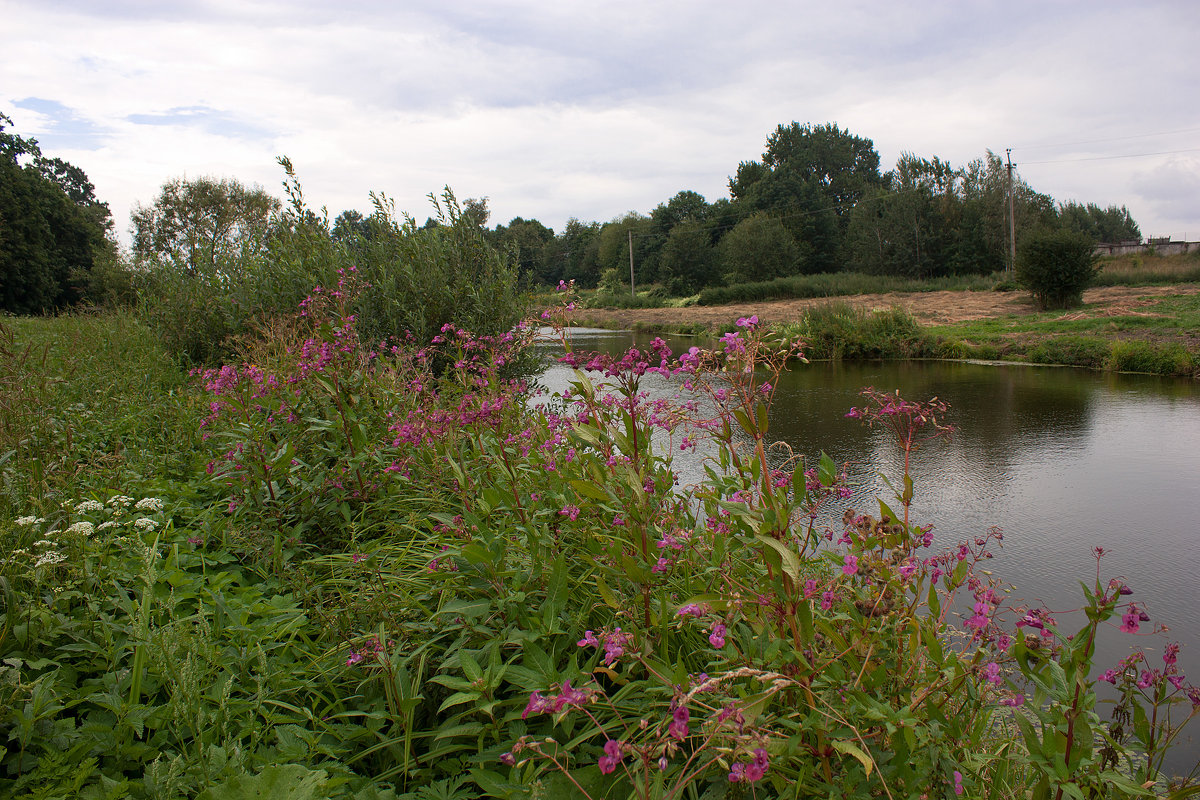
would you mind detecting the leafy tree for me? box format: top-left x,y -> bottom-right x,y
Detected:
0,112 -> 113,313
331,209 -> 374,243
728,122 -> 882,272
462,197 -> 490,228
1058,201 -> 1140,244
495,217 -> 555,282
1016,228 -> 1098,309
131,176 -> 280,275
658,222 -> 719,294
719,212 -> 804,284
596,213 -> 657,288
539,218 -> 601,287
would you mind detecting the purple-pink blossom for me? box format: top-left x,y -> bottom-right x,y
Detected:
598,739 -> 623,774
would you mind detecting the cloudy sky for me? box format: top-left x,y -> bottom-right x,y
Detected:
4,0 -> 1199,244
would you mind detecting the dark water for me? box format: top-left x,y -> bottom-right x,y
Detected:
538,329 -> 1200,774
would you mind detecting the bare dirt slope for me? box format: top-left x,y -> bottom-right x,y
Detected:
571,285 -> 1200,330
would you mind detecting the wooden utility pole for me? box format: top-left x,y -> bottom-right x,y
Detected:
628,228 -> 636,298
1006,148 -> 1017,274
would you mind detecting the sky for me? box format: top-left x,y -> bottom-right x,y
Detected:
3,0 -> 1199,245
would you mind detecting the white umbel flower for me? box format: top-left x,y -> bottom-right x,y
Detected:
135,498 -> 164,513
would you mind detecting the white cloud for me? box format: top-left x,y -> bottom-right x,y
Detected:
3,0 -> 1198,242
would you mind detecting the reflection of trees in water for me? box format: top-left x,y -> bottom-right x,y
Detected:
768,360 -> 1099,491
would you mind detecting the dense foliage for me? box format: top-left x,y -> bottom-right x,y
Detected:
1,282 -> 1197,798
133,160 -> 526,365
1016,229 -> 1101,309
0,112 -> 115,313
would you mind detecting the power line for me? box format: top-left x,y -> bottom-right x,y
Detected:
1014,125 -> 1200,152
1020,148 -> 1200,165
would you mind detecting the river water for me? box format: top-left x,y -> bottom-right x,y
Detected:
537,328 -> 1200,774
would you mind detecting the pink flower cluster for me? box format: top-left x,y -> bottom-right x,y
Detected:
577,628 -> 633,666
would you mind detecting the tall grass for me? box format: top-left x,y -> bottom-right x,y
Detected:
1093,250 -> 1200,287
775,302 -> 938,360
697,271 -> 1000,306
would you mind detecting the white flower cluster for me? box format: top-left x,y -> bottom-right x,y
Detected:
108,495 -> 134,510
75,500 -> 105,514
133,518 -> 158,532
135,497 -> 164,513
35,551 -> 66,568
15,516 -> 45,527
66,521 -> 96,537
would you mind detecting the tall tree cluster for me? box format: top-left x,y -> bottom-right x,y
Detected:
517,121 -> 1143,294
0,112 -> 114,313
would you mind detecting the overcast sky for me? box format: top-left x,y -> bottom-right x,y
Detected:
4,0 -> 1199,245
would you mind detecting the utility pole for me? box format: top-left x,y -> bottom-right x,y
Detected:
628,228 -> 636,298
1006,148 -> 1017,274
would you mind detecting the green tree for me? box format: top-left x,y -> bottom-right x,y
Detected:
719,212 -> 804,283
131,176 -> 280,275
658,221 -> 719,294
539,218 -> 601,287
1016,228 -> 1098,309
729,122 -> 882,272
0,112 -> 113,314
596,213 -> 657,288
494,216 -> 555,282
1058,201 -> 1141,244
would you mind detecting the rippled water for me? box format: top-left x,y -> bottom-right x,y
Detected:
538,329 -> 1200,773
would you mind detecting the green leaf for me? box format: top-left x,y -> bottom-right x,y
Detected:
460,650 -> 484,683
437,691 -> 482,713
831,740 -> 875,777
754,534 -> 802,583
570,479 -> 611,502
196,765 -> 329,800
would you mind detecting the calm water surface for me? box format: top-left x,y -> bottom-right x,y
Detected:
538,329 -> 1200,772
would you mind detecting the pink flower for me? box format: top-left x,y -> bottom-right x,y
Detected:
521,691 -> 555,719
709,622 -> 727,649
553,680 -> 590,711
559,505 -> 581,521
346,651 -> 363,666
953,770 -> 964,795
668,705 -> 690,740
821,590 -> 835,611
598,739 -> 623,774
984,662 -> 1002,687
842,554 -> 859,576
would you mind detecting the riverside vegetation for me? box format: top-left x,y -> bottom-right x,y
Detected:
2,265 -> 1199,797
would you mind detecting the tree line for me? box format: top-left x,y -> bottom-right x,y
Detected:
0,114 -> 1144,318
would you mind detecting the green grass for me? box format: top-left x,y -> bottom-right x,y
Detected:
926,293 -> 1200,376
0,311 -> 200,517
697,271 -> 1002,306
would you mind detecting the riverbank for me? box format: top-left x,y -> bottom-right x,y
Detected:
569,284 -> 1200,377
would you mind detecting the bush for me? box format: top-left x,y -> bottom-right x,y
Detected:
776,302 -> 936,360
1016,229 -> 1099,309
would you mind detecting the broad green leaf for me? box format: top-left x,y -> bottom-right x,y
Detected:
831,740 -> 874,777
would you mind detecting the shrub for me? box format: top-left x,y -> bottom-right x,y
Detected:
776,302 -> 936,360
1016,229 -> 1099,309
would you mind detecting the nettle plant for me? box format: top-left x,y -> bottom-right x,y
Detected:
443,290 -> 1198,798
